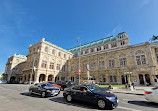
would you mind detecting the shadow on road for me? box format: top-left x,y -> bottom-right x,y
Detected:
49,97 -> 99,110
128,101 -> 158,108
20,92 -> 42,98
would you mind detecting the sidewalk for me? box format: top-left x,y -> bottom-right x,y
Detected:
112,86 -> 154,95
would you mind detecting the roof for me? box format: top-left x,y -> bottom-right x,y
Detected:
14,54 -> 26,58
43,41 -> 73,55
68,36 -> 117,52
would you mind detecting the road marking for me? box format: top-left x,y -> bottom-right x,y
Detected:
118,106 -> 142,111
122,99 -> 129,101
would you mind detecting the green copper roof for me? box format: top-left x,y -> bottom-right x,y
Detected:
68,35 -> 117,52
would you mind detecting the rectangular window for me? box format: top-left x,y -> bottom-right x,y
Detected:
109,60 -> 114,67
90,62 -> 96,70
136,55 -> 146,65
64,54 -> 66,58
99,61 -> 104,69
120,58 -> 127,66
141,55 -> 146,64
56,64 -> 60,70
91,48 -> 94,52
85,49 -> 89,54
71,65 -> 74,71
104,45 -> 108,49
111,43 -> 117,48
83,63 -> 87,71
41,60 -> 47,68
62,65 -> 65,72
58,52 -> 61,57
49,62 -> 54,69
71,77 -> 74,82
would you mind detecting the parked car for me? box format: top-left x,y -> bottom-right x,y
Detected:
48,82 -> 62,90
144,87 -> 158,103
56,81 -> 74,90
29,83 -> 60,97
0,80 -> 7,84
63,84 -> 118,109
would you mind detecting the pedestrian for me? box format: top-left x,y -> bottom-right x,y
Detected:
125,83 -> 128,89
108,84 -> 113,89
132,81 -> 135,89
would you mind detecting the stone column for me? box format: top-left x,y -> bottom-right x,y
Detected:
34,71 -> 39,83
45,74 -> 48,82
143,74 -> 146,85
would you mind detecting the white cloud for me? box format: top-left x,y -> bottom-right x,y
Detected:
140,0 -> 151,9
106,25 -> 123,37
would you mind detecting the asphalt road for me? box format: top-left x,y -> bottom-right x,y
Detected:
0,84 -> 158,111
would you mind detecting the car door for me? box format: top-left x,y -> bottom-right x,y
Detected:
152,89 -> 158,103
32,84 -> 38,93
71,86 -> 82,100
36,84 -> 43,94
79,86 -> 96,103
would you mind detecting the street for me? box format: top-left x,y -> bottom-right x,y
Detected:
0,84 -> 158,111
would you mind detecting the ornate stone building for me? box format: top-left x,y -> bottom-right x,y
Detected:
5,54 -> 27,83
67,32 -> 158,85
22,38 -> 73,83
4,32 -> 158,85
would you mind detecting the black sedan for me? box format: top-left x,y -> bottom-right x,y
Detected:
63,84 -> 118,109
29,83 -> 60,97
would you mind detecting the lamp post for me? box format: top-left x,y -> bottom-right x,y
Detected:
77,38 -> 81,85
124,72 -> 133,91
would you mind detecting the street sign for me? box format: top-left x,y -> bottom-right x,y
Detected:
79,70 -> 81,74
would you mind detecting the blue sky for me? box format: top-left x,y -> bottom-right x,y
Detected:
0,0 -> 158,73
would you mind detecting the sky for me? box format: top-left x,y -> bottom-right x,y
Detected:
0,0 -> 158,73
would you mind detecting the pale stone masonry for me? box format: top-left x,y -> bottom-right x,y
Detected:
4,32 -> 158,85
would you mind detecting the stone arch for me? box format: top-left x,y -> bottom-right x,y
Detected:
48,75 -> 54,82
135,50 -> 145,55
121,75 -> 126,84
119,53 -> 126,58
145,74 -> 151,85
139,74 -> 144,85
39,74 -> 46,83
10,76 -> 16,83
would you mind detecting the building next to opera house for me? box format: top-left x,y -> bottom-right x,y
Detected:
4,32 -> 158,85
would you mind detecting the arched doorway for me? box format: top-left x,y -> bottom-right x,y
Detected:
48,75 -> 54,82
39,74 -> 46,83
121,75 -> 125,84
139,74 -> 144,85
145,74 -> 151,85
10,76 -> 16,83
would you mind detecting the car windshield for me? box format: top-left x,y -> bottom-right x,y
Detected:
41,84 -> 53,88
87,85 -> 101,93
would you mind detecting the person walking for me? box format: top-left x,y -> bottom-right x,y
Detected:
132,81 -> 135,89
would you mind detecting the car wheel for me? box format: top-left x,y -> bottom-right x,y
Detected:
29,90 -> 33,95
41,92 -> 46,98
66,95 -> 72,102
97,99 -> 106,109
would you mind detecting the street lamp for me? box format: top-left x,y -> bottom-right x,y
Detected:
77,38 -> 81,85
124,72 -> 133,91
